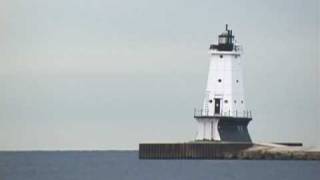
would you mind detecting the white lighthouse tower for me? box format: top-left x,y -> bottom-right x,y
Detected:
194,25 -> 252,142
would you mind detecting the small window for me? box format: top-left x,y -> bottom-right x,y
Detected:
236,80 -> 239,83
218,79 -> 222,83
209,100 -> 213,103
241,100 -> 244,104
234,100 -> 237,104
224,100 -> 228,103
220,55 -> 223,58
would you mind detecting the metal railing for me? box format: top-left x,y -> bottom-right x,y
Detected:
194,108 -> 252,118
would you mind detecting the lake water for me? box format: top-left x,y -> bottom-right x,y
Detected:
0,151 -> 319,180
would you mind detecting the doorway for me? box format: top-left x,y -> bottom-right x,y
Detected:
214,98 -> 221,115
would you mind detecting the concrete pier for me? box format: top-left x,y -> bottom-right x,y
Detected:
139,142 -> 320,160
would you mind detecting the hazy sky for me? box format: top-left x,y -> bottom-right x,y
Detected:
0,0 -> 319,150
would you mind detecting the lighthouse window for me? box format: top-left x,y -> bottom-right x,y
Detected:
241,100 -> 244,104
236,80 -> 239,83
220,55 -> 223,58
218,79 -> 222,83
234,100 -> 237,104
209,100 -> 213,103
224,100 -> 228,103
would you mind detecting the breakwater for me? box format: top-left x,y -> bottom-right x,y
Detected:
139,142 -> 320,160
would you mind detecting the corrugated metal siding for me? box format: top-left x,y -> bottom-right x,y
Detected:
139,143 -> 252,159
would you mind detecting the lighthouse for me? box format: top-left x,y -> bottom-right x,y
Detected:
194,25 -> 252,142
139,25 -> 312,159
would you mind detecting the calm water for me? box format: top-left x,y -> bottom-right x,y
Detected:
0,151 -> 319,180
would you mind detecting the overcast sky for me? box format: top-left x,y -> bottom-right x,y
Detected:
0,0 -> 319,150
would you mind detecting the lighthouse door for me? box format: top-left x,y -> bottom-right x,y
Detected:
214,98 -> 221,115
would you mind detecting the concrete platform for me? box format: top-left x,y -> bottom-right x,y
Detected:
139,142 -> 320,160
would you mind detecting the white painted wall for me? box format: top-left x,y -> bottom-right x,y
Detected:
196,118 -> 220,141
203,49 -> 246,117
196,43 -> 248,141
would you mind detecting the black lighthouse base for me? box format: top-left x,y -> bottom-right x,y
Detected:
194,115 -> 253,142
217,116 -> 252,142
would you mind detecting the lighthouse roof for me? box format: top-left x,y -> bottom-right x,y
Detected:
210,24 -> 235,51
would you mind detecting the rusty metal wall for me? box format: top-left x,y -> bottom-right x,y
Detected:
139,143 -> 252,159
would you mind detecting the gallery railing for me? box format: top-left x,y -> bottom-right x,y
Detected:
194,108 -> 252,118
